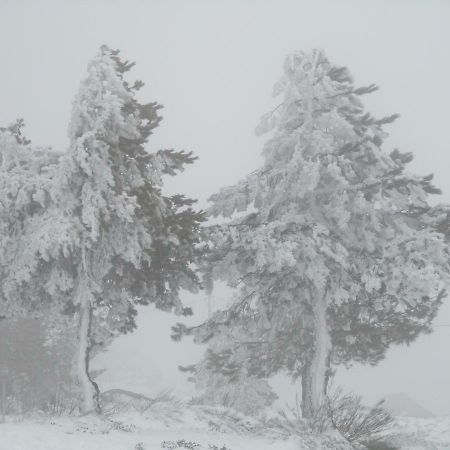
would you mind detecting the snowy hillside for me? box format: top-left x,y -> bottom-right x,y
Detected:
383,393 -> 435,419
0,404 -> 354,450
386,416 -> 450,449
2,407 -> 450,450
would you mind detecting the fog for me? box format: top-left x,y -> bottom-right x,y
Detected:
1,0 -> 450,415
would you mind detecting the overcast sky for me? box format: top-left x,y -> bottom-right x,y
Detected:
1,0 -> 450,415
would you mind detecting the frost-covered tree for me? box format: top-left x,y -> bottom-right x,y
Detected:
178,322 -> 278,415
0,120 -> 62,319
175,49 -> 450,420
0,48 -> 204,414
0,122 -> 78,410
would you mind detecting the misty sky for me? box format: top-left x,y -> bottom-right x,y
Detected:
1,0 -> 450,415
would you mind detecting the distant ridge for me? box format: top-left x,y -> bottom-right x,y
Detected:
382,392 -> 435,418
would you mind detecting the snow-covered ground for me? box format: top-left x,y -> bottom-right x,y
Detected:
0,416 -> 294,450
383,416 -> 450,449
0,400 -> 355,450
2,405 -> 450,450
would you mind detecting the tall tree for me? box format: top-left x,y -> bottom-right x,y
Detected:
0,48 -> 204,414
0,122 -> 76,411
174,49 -> 450,420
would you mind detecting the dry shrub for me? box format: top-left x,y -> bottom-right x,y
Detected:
269,386 -> 394,448
327,387 -> 394,443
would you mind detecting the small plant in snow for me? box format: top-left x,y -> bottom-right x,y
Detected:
107,419 -> 137,433
268,385 -> 393,446
363,440 -> 399,450
270,394 -> 315,436
161,440 -> 201,449
327,387 -> 394,444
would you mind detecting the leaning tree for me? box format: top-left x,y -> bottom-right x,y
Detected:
0,47 -> 204,413
174,49 -> 450,420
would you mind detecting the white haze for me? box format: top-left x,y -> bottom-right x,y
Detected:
1,0 -> 449,415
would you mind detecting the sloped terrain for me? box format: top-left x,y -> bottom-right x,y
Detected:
0,397 -> 355,450
2,392 -> 450,450
384,416 -> 450,449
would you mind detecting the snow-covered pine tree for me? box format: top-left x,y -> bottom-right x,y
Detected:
174,49 -> 450,420
0,120 -> 62,319
0,47 -> 204,414
178,324 -> 278,415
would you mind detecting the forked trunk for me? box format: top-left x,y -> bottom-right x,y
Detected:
76,281 -> 100,414
301,290 -> 331,422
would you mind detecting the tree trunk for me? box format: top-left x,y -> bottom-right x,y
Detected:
301,290 -> 331,421
76,282 -> 100,414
